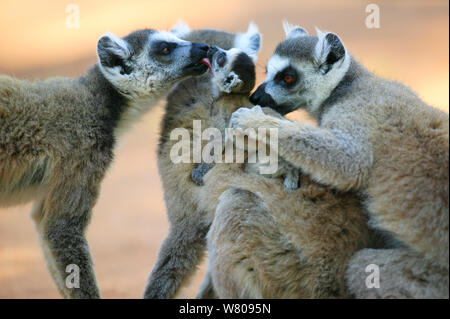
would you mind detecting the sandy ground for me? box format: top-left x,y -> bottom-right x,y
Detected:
0,0 -> 448,298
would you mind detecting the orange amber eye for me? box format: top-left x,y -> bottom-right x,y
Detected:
161,47 -> 170,54
284,75 -> 294,84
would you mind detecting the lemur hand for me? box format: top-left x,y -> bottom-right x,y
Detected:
230,105 -> 282,130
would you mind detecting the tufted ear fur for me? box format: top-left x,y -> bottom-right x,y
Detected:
314,28 -> 347,74
234,22 -> 261,62
282,21 -> 307,39
97,32 -> 133,75
170,20 -> 191,38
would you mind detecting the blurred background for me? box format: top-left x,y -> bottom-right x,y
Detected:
0,0 -> 448,298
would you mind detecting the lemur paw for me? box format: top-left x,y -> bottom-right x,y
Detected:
283,169 -> 301,191
191,163 -> 215,186
230,105 -> 279,130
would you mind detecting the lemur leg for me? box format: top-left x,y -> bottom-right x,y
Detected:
32,200 -> 67,297
32,164 -> 102,299
195,269 -> 217,299
346,248 -> 449,299
208,187 -> 284,299
230,107 -> 372,191
143,218 -> 210,299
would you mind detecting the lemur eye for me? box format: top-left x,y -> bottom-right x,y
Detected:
217,53 -> 226,67
160,42 -> 171,55
284,75 -> 294,84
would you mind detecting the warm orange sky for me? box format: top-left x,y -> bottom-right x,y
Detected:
0,0 -> 448,298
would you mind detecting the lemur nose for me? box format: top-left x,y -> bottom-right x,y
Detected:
207,46 -> 218,60
197,43 -> 209,52
250,84 -> 266,105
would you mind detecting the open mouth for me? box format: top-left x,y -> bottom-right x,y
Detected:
184,58 -> 212,75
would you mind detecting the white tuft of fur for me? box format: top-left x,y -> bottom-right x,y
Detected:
170,20 -> 191,38
314,27 -> 331,64
234,22 -> 261,62
282,20 -> 307,39
265,54 -> 290,81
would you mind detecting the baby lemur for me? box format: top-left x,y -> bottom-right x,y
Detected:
145,23 -> 371,299
232,22 -> 449,298
0,28 -> 210,298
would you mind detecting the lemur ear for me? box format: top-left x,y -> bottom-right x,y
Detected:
282,21 -> 307,39
314,28 -> 346,74
170,20 -> 191,38
235,22 -> 261,62
97,33 -> 132,74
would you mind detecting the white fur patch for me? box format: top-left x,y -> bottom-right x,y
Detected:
234,22 -> 261,62
266,54 -> 290,81
152,31 -> 189,45
218,71 -> 242,93
170,20 -> 191,38
314,27 -> 330,64
282,21 -> 307,39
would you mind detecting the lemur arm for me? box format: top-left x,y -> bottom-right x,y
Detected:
230,106 -> 372,191
276,123 -> 372,191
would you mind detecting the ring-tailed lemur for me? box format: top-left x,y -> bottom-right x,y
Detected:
0,28 -> 210,298
231,22 -> 449,298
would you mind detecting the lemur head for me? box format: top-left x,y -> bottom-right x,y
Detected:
170,21 -> 261,94
96,29 -> 210,99
250,21 -> 351,115
207,45 -> 258,94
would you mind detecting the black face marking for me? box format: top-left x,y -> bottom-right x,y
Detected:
217,52 -> 227,67
230,52 -> 255,93
152,41 -> 178,56
250,83 -> 298,115
250,83 -> 276,108
274,66 -> 300,88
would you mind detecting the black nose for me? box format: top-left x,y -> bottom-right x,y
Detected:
207,46 -> 218,60
190,43 -> 210,61
250,83 -> 277,108
250,84 -> 266,105
194,43 -> 209,52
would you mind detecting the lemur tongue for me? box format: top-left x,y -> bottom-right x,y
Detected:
200,58 -> 213,72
